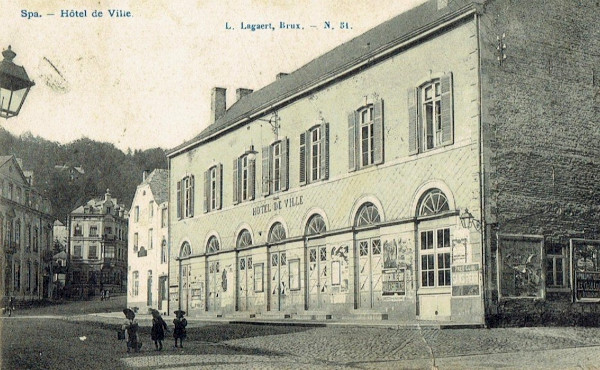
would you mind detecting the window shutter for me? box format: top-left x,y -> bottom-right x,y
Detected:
248,156 -> 256,200
216,163 -> 222,210
440,72 -> 454,146
305,129 -> 312,182
408,87 -> 419,155
189,175 -> 194,217
348,111 -> 358,171
281,138 -> 289,191
203,170 -> 209,213
373,99 -> 384,165
320,123 -> 329,180
299,132 -> 307,186
233,159 -> 239,205
261,146 -> 271,197
176,181 -> 182,219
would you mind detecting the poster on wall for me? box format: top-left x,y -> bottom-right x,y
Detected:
572,239 -> 600,302
451,228 -> 470,264
452,264 -> 480,297
382,268 -> 405,296
498,236 -> 544,299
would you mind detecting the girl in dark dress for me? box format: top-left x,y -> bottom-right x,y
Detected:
150,309 -> 168,351
173,310 -> 187,348
122,308 -> 140,353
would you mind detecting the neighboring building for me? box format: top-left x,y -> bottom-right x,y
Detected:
54,164 -> 85,181
0,155 -> 54,303
53,219 -> 67,251
167,0 -> 599,325
127,169 -> 169,313
68,189 -> 128,298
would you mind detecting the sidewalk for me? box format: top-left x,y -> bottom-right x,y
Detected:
79,310 -> 484,330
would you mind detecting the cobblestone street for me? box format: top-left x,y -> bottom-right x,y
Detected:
4,311 -> 600,369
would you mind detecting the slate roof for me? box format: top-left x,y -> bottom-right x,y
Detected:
168,0 -> 482,156
143,169 -> 169,205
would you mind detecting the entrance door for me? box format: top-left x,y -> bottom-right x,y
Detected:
355,238 -> 382,309
207,260 -> 221,312
237,256 -> 250,311
180,264 -> 190,313
158,276 -> 167,311
418,227 -> 452,319
307,246 -> 328,309
269,251 -> 288,311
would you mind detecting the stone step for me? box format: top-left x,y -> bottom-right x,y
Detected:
293,311 -> 334,321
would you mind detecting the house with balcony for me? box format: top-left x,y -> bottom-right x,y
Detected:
0,155 -> 54,304
167,0 -> 599,325
68,189 -> 128,298
127,169 -> 169,313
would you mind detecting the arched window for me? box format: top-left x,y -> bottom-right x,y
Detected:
418,188 -> 450,216
305,214 -> 326,236
355,202 -> 381,227
237,230 -> 252,249
268,222 -> 286,243
179,242 -> 191,258
206,236 -> 220,253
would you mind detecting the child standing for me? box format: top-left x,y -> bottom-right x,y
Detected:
173,310 -> 187,348
150,309 -> 168,351
122,308 -> 140,353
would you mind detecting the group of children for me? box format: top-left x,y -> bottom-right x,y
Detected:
121,308 -> 187,353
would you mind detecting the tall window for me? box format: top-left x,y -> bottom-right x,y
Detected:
26,224 -> 31,252
148,229 -> 153,250
177,175 -> 195,219
408,73 -> 454,154
300,124 -> 328,185
89,226 -> 98,237
132,271 -> 139,296
88,245 -> 98,259
262,139 -> 289,196
161,208 -> 167,228
149,201 -> 154,219
73,245 -> 82,258
14,220 -> 20,248
33,227 -> 38,252
546,240 -> 568,288
348,100 -> 383,171
420,228 -> 451,287
233,151 -> 256,204
74,224 -> 82,236
204,164 -> 222,213
133,232 -> 138,252
104,245 -> 115,259
161,239 -> 167,264
134,206 -> 139,222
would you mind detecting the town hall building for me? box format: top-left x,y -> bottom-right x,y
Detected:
167,0 -> 600,325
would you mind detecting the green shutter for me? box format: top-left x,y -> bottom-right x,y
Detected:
299,132 -> 307,185
281,138 -> 289,191
203,170 -> 209,213
320,123 -> 329,180
248,156 -> 256,200
440,72 -> 454,146
262,145 -> 270,196
233,158 -> 239,205
216,164 -> 222,209
176,180 -> 181,219
348,111 -> 357,171
408,87 -> 419,155
373,99 -> 384,165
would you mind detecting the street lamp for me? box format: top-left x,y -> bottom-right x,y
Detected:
0,46 -> 35,119
459,208 -> 482,231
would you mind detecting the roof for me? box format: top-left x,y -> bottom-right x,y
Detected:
0,156 -> 13,166
143,169 -> 169,205
168,0 -> 482,157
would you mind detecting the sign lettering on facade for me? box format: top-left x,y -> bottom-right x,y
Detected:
572,240 -> 600,302
452,263 -> 480,296
252,195 -> 304,216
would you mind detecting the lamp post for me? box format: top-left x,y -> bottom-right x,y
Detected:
0,46 -> 35,119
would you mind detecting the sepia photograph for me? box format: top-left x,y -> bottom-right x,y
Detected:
1,0 -> 600,368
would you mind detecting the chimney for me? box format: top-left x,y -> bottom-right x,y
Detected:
142,170 -> 150,181
236,88 -> 253,102
210,87 -> 227,124
105,188 -> 111,201
276,73 -> 289,80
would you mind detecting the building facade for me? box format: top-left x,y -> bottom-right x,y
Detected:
0,155 -> 54,303
68,189 -> 128,298
127,170 -> 169,313
167,0 -> 599,325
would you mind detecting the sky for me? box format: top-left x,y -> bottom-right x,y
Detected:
3,0 -> 426,151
